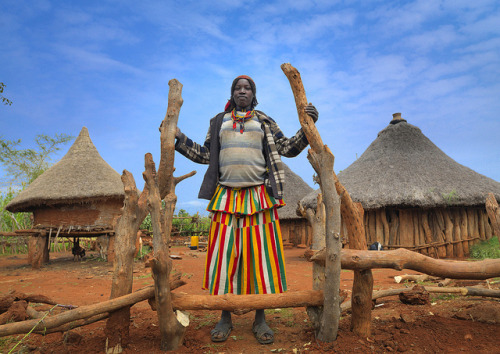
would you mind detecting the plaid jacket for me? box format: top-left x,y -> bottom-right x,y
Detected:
175,110 -> 309,200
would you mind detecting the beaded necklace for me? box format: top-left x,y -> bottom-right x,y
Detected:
231,109 -> 255,134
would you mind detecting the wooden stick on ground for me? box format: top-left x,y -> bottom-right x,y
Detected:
341,285 -> 500,312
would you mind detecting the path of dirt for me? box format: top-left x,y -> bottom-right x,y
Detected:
1,247 -> 499,353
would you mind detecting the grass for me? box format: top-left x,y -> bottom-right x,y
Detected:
431,293 -> 459,301
133,274 -> 151,280
469,236 -> 500,260
266,308 -> 296,327
202,342 -> 226,353
194,313 -> 218,330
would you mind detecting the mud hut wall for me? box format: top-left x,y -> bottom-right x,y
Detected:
348,207 -> 493,258
33,199 -> 123,229
280,219 -> 312,246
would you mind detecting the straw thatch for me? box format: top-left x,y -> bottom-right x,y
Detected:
6,127 -> 124,213
302,116 -> 500,210
278,163 -> 314,220
299,114 -> 500,257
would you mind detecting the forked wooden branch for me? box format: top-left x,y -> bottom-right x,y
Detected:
151,78 -> 189,351
310,248 -> 500,279
281,63 -> 342,342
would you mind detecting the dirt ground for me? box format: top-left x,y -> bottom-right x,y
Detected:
1,246 -> 499,353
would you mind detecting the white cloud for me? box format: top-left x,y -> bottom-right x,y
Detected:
54,45 -> 143,75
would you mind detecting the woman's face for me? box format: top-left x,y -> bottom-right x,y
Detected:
233,79 -> 254,111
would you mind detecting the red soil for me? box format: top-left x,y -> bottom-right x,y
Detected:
0,247 -> 499,353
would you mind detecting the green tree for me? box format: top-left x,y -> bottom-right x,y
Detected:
0,133 -> 74,187
1,82 -> 12,106
0,188 -> 31,231
0,133 -> 74,231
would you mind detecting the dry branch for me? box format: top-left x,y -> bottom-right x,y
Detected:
0,277 -> 185,338
311,248 -> 500,279
486,193 -> 500,237
341,285 -> 500,312
0,291 -> 58,313
282,63 -> 342,342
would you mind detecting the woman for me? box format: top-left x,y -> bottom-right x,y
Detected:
175,75 -> 318,344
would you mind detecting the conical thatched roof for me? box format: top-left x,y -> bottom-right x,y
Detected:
6,127 -> 124,213
301,113 -> 500,210
278,163 -> 314,220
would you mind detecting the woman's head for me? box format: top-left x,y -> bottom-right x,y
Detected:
225,75 -> 258,112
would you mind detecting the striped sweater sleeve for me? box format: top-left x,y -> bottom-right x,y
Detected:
174,128 -> 211,164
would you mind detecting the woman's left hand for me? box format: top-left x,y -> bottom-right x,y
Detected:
304,103 -> 318,123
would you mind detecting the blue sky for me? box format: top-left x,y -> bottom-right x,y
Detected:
1,0 -> 499,215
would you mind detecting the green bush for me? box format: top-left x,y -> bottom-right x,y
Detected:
469,236 -> 500,260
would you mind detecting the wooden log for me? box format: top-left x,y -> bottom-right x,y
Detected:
438,278 -> 453,287
341,285 -> 500,312
486,193 -> 500,237
0,278 -> 185,338
0,288 -> 321,338
282,63 -> 342,343
310,248 -> 500,279
171,290 -> 323,311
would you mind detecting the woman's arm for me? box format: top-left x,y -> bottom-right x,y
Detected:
175,126 -> 211,164
268,104 -> 319,157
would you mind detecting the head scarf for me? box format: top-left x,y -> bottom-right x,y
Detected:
224,75 -> 258,112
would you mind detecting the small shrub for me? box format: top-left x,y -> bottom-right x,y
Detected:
469,236 -> 500,260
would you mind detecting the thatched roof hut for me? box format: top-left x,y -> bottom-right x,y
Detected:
301,113 -> 500,257
278,163 -> 314,247
6,127 -> 124,231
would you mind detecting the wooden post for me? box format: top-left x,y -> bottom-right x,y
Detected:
105,170 -> 150,353
151,79 -> 190,351
282,63 -> 342,342
28,234 -> 45,269
486,193 -> 500,237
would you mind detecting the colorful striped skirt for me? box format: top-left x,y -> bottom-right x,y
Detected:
203,184 -> 287,295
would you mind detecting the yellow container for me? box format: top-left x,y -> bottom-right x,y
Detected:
190,236 -> 199,248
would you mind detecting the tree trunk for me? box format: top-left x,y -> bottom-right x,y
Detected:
28,235 -> 46,269
149,78 -> 188,352
282,63 -> 342,342
105,170 -> 150,353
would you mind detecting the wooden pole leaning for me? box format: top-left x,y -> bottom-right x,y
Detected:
281,63 -> 342,342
